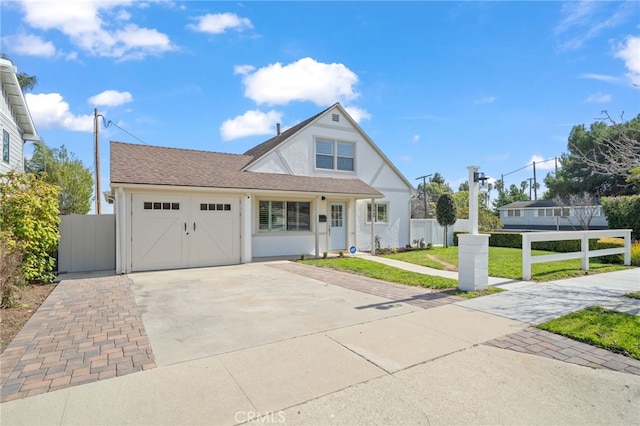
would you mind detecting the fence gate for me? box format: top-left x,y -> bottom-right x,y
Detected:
58,214 -> 115,274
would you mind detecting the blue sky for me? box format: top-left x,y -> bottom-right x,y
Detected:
2,1 -> 639,213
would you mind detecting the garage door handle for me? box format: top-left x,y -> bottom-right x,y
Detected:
193,222 -> 196,231
184,222 -> 187,232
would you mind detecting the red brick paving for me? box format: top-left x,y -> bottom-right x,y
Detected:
485,327 -> 640,376
0,275 -> 156,402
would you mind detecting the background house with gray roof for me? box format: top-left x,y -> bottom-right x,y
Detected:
110,103 -> 415,273
498,199 -> 609,231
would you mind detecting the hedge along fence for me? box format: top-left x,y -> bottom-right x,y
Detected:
602,195 -> 640,241
454,231 -> 625,262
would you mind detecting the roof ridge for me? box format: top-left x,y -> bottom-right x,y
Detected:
110,141 -> 252,158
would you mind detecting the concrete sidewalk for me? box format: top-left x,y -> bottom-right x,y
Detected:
1,261 -> 639,425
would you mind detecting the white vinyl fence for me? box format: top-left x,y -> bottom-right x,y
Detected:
410,219 -> 470,247
521,229 -> 632,280
58,214 -> 116,274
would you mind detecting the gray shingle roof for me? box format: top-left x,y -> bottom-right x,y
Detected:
110,142 -> 382,197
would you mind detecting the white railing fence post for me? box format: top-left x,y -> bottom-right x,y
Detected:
522,233 -> 532,280
624,230 -> 631,266
581,234 -> 589,272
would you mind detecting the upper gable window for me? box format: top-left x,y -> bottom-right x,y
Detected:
315,139 -> 354,171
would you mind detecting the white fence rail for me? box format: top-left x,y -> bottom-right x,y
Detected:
58,214 -> 116,274
521,229 -> 632,280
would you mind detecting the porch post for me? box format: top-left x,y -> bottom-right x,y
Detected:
315,196 -> 320,258
370,198 -> 375,255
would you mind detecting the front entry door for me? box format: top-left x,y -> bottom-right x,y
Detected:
329,202 -> 346,251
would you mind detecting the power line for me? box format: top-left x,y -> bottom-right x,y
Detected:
98,115 -> 148,145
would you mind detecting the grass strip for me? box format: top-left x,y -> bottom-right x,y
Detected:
300,257 -> 457,290
537,306 -> 640,360
385,247 -> 631,281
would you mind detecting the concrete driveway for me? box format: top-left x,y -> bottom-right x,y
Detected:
1,262 -> 639,425
130,262 -> 420,366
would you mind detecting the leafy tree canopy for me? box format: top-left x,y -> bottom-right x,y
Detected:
544,114 -> 640,198
25,144 -> 94,214
493,184 -> 528,209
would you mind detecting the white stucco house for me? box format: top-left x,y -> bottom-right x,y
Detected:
498,199 -> 609,231
0,58 -> 39,174
110,103 -> 415,273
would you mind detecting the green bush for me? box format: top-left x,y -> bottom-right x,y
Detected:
0,172 -> 60,283
0,233 -> 25,308
593,237 -> 624,264
631,241 -> 640,267
602,195 -> 640,241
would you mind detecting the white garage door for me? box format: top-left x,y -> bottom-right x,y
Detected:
131,194 -> 240,272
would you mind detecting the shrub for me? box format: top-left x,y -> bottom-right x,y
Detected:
322,251 -> 328,259
338,251 -> 344,258
0,172 -> 60,283
0,233 -> 25,308
602,195 -> 640,241
593,237 -> 624,264
300,253 -> 306,260
631,241 -> 640,267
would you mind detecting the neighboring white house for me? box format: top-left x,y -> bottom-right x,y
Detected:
498,199 -> 609,231
0,58 -> 39,174
109,103 -> 416,273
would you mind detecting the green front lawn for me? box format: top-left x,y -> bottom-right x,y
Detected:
385,247 -> 630,281
300,257 -> 457,290
538,306 -> 640,360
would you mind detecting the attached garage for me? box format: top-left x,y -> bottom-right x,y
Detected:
130,193 -> 241,272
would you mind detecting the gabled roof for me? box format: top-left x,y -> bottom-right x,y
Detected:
498,199 -> 601,209
241,103 -> 416,193
110,142 -> 382,197
0,58 -> 39,141
243,105 -> 331,163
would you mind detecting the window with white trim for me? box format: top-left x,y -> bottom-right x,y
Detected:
366,203 -> 388,223
506,209 -> 522,217
259,201 -> 310,232
2,130 -> 9,163
315,139 -> 354,171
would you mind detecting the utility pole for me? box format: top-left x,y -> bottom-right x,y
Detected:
416,174 -> 432,218
532,161 -> 537,200
94,108 -> 101,214
527,178 -> 534,200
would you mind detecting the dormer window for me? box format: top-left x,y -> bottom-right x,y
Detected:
315,139 -> 354,171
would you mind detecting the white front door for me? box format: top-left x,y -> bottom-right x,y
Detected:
329,202 -> 347,251
131,194 -> 240,272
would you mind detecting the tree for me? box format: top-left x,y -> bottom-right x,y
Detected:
436,193 -> 457,248
458,181 -> 469,192
493,184 -> 528,209
601,195 -> 640,241
554,193 -> 601,230
454,190 -> 502,231
572,112 -> 640,184
0,172 -> 60,283
412,172 -> 453,218
544,113 -> 640,198
25,144 -> 94,214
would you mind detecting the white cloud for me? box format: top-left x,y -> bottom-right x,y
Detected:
88,90 -> 133,106
17,0 -> 175,60
220,109 -> 282,141
25,93 -> 93,132
614,35 -> 640,86
528,155 -> 556,170
578,73 -> 620,83
188,13 -> 252,34
554,1 -> 633,51
585,92 -> 612,103
2,33 -> 57,57
474,96 -> 496,104
343,105 -> 371,123
237,57 -> 359,106
412,134 -> 420,143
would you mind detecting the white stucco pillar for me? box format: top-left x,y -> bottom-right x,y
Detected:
370,198 -> 375,255
458,166 -> 490,291
242,193 -> 252,263
115,187 -> 126,274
